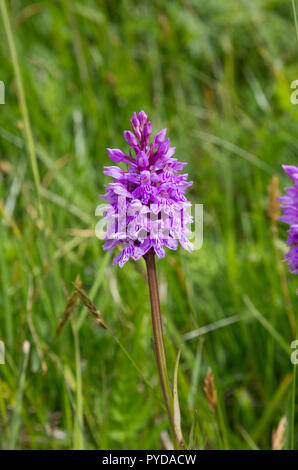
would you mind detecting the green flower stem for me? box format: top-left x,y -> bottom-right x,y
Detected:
144,249 -> 177,447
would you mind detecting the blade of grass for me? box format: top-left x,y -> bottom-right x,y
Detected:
0,0 -> 42,214
243,296 -> 290,355
292,0 -> 298,41
173,346 -> 184,449
252,372 -> 292,443
71,318 -> 84,450
0,221 -> 13,344
188,410 -> 199,450
291,357 -> 296,450
189,338 -> 203,409
0,378 -> 8,446
193,130 -> 273,173
183,313 -> 249,341
214,377 -> 229,450
8,341 -> 30,449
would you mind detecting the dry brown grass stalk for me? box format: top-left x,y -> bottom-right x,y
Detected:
272,416 -> 287,450
268,176 -> 280,227
56,275 -> 82,336
204,368 -> 217,415
72,280 -> 108,330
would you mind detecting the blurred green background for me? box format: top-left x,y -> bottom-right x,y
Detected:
0,0 -> 298,450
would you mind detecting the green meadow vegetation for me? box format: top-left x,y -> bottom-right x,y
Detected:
0,0 -> 298,450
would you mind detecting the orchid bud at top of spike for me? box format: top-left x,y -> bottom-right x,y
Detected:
142,121 -> 152,148
137,110 -> 148,127
155,128 -> 167,144
130,112 -> 141,140
124,130 -> 139,151
100,111 -> 193,268
143,121 -> 152,137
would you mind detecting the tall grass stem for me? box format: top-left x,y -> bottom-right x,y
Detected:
72,319 -> 84,449
0,0 -> 42,215
8,341 -> 30,449
292,0 -> 298,41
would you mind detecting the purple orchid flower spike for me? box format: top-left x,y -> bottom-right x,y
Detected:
100,110 -> 193,268
278,165 -> 298,275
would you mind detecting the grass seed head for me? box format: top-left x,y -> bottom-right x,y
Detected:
204,368 -> 217,415
268,176 -> 280,224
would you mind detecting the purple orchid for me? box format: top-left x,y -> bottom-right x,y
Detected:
100,111 -> 193,267
278,165 -> 298,274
